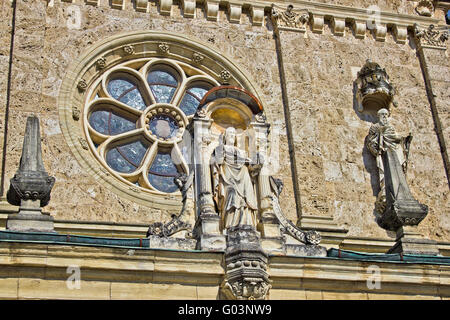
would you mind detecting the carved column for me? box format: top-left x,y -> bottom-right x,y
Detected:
6,116 -> 55,233
251,119 -> 284,254
192,112 -> 226,250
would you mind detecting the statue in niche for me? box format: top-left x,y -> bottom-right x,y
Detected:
211,127 -> 262,230
366,108 -> 412,214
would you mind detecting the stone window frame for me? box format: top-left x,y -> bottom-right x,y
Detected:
58,31 -> 265,210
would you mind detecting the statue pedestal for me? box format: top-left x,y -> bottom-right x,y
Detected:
6,199 -> 55,233
196,213 -> 226,251
7,213 -> 54,233
221,226 -> 271,300
257,217 -> 285,255
388,225 -> 439,255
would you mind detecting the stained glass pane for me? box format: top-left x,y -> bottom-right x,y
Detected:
149,85 -> 176,103
148,175 -> 179,193
89,110 -> 109,135
147,70 -> 177,86
89,110 -> 135,135
107,78 -> 146,110
179,94 -> 200,116
148,152 -> 179,193
109,113 -> 136,135
179,86 -> 210,116
106,140 -> 148,173
149,115 -> 179,139
147,70 -> 178,103
150,153 -> 178,175
189,87 -> 209,100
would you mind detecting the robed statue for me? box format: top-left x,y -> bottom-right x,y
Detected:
366,108 -> 412,214
211,127 -> 261,230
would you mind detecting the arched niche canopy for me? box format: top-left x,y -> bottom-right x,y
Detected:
195,85 -> 266,145
198,86 -> 264,115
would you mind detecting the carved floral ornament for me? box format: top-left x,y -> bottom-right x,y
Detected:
270,4 -> 309,32
414,0 -> 435,17
414,24 -> 449,50
58,31 -> 265,208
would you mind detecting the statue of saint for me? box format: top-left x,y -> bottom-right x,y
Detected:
366,108 -> 412,213
211,127 -> 260,230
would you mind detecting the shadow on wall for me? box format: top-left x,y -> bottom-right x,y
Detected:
352,80 -> 391,233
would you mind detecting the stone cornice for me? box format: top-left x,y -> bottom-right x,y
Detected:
53,0 -> 445,43
0,241 -> 449,299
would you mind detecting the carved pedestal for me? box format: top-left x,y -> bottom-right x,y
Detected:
388,225 -> 439,255
195,213 -> 226,251
221,226 -> 271,300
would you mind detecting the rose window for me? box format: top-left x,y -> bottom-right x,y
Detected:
84,59 -> 219,194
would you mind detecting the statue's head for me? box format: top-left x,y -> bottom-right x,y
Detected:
224,127 -> 236,146
287,4 -> 293,12
377,108 -> 389,126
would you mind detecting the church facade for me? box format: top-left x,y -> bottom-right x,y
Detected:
0,0 -> 449,299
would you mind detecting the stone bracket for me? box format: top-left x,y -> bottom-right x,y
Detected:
136,0 -> 149,13
181,0 -> 196,18
58,1 -> 441,45
159,0 -> 173,16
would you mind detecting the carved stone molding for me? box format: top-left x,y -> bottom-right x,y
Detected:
220,69 -> 232,84
160,0 -> 173,16
111,0 -> 124,10
181,0 -> 196,18
270,4 -> 309,32
96,57 -> 106,70
192,52 -> 204,64
123,45 -> 135,55
352,19 -> 366,39
136,0 -> 148,13
331,17 -> 345,36
250,5 -> 265,26
228,2 -> 242,24
158,42 -> 170,54
77,79 -> 87,92
205,0 -> 220,21
311,14 -> 324,33
414,24 -> 449,50
393,25 -> 408,44
72,106 -> 80,121
56,1 -> 442,43
415,0 -> 435,17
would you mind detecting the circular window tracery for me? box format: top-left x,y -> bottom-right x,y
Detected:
85,58 -> 219,194
59,31 -> 266,208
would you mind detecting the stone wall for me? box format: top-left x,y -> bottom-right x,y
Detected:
0,0 -> 448,243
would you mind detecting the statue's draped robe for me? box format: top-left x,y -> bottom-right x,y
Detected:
212,145 -> 258,229
366,122 -> 407,211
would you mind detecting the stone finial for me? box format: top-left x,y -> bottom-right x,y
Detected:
356,59 -> 395,113
6,116 -> 55,232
